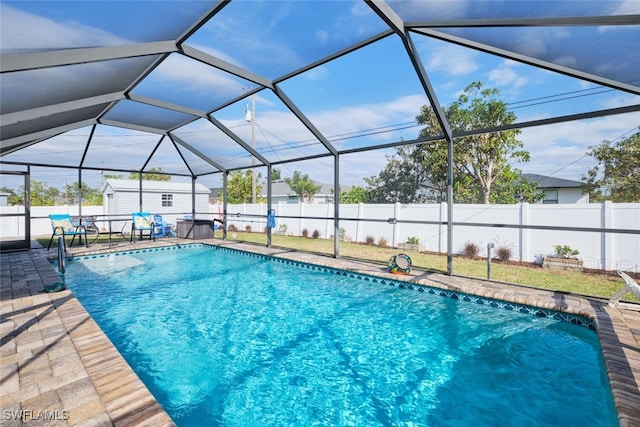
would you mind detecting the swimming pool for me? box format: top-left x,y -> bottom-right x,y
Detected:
61,245 -> 617,426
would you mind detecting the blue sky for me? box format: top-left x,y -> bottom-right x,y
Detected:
1,0 -> 639,192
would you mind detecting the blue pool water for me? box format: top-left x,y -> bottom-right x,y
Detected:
60,246 -> 617,426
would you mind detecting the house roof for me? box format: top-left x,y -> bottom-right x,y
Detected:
1,1 -> 638,181
260,180 -> 351,197
523,174 -> 584,189
102,179 -> 210,194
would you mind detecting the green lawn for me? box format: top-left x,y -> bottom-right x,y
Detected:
39,232 -> 637,303
228,232 -> 636,302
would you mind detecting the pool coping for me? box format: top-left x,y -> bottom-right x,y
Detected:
1,239 -> 639,426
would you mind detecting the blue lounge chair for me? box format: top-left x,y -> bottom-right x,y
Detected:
153,214 -> 174,237
131,212 -> 155,243
47,214 -> 88,250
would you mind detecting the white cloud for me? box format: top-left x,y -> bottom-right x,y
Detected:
488,61 -> 529,88
306,65 -> 329,81
315,30 -> 330,44
153,54 -> 246,97
519,112 -> 640,179
426,44 -> 479,76
0,4 -> 128,52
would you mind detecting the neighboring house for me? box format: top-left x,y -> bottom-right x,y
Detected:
524,174 -> 589,204
261,180 -> 353,204
101,179 -> 210,217
0,191 -> 9,206
210,180 -> 351,204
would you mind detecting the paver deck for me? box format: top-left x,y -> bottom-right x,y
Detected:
1,239 -> 639,426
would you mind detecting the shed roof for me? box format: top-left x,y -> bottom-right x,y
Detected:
102,179 -> 210,194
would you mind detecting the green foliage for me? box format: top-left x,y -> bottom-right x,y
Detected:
339,185 -> 369,203
284,171 -> 321,203
103,173 -> 124,180
367,81 -> 535,204
582,128 -> 640,202
225,170 -> 263,204
365,146 -> 437,203
64,182 -> 103,205
271,168 -> 281,180
20,180 -> 60,206
407,236 -> 420,244
553,245 -> 580,258
0,187 -> 23,205
129,167 -> 171,181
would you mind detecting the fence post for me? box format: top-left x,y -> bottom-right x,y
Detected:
519,202 -> 529,263
439,202 -> 447,254
392,202 -> 400,247
602,201 -> 614,270
299,203 -> 304,237
356,203 -> 364,243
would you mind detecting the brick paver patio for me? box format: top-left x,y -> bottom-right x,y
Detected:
1,239 -> 638,426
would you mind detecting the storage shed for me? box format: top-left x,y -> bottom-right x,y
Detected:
101,179 -> 210,218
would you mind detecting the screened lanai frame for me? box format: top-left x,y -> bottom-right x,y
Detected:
1,0 -> 639,272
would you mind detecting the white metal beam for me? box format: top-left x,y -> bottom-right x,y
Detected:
1,92 -> 124,126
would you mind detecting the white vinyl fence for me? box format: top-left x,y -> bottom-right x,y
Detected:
2,202 -> 638,272
226,201 -> 639,272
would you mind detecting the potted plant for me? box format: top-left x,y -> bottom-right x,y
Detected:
543,245 -> 583,270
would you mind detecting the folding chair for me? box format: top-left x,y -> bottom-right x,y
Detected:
47,214 -> 88,250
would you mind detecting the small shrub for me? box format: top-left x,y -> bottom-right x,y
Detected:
228,224 -> 237,232
407,236 -> 420,244
553,244 -> 580,258
278,224 -> 288,235
302,228 -> 309,238
245,225 -> 252,232
312,229 -> 320,239
378,237 -> 388,247
366,235 -> 375,245
496,245 -> 512,262
462,241 -> 480,258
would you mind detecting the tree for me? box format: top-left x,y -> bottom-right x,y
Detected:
339,185 -> 369,204
20,180 -> 59,206
365,145 -> 443,203
129,167 -> 171,181
272,168 -> 281,180
64,182 -> 103,205
284,171 -> 321,203
225,170 -> 263,203
368,81 -> 536,204
0,187 -> 23,205
582,128 -> 640,202
103,173 -> 124,180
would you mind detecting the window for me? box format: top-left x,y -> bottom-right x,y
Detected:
542,190 -> 558,204
162,194 -> 173,207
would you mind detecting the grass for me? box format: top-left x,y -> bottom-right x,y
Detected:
227,232 -> 636,302
38,232 -> 638,303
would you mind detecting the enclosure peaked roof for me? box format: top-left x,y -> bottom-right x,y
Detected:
1,0 -> 639,178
